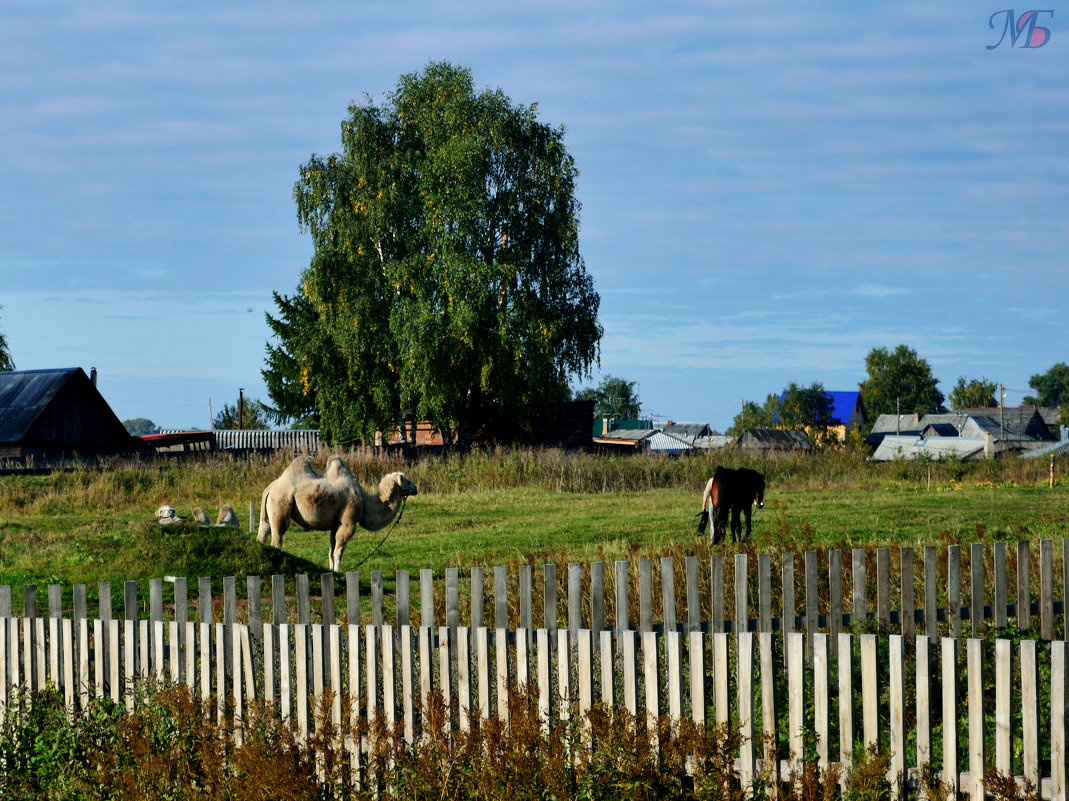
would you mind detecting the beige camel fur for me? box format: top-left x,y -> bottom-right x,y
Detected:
257,455 -> 417,572
192,504 -> 240,528
215,504 -> 240,527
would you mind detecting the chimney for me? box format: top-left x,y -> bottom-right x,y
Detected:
90,367 -> 98,387
984,432 -> 995,459
602,417 -> 610,436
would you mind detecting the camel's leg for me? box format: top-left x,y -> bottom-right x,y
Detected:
330,522 -> 358,573
271,504 -> 290,549
328,529 -> 338,571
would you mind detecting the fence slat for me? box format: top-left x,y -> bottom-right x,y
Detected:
861,634 -> 878,749
760,632 -> 778,784
1018,541 -> 1031,630
915,637 -> 932,769
813,633 -> 830,770
970,544 -> 984,637
787,632 -> 804,769
877,548 -> 890,632
838,633 -> 853,775
995,639 -> 1012,775
1052,642 -> 1067,801
948,546 -> 962,638
738,632 -> 755,791
942,638 -> 959,795
1022,639 -> 1040,788
967,638 -> 984,801
889,635 -> 904,788
901,547 -> 915,639
924,547 -> 938,638
689,631 -> 705,725
735,555 -> 749,634
1041,539 -> 1054,640
995,543 -> 1008,629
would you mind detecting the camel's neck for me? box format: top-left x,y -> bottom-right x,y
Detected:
360,483 -> 405,531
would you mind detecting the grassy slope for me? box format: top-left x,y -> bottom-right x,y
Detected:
1,460 -> 1066,597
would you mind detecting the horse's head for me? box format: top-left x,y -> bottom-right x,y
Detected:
753,474 -> 765,509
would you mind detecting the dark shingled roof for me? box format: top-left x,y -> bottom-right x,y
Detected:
0,368 -> 81,442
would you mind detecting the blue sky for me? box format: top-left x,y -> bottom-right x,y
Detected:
2,1 -> 1066,433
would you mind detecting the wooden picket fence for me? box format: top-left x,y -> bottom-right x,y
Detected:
1,538 -> 1068,797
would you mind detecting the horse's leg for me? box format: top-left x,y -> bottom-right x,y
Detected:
731,508 -> 742,542
744,507 -> 753,539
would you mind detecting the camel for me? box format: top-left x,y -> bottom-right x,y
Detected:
257,455 -> 418,572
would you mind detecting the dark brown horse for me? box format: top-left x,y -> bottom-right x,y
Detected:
697,466 -> 765,543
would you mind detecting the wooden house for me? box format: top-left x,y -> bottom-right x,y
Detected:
0,367 -> 138,462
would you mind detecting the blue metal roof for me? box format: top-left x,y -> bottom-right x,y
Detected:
774,390 -> 862,426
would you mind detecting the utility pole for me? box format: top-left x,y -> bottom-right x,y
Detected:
239,388 -> 245,430
999,384 -> 1005,442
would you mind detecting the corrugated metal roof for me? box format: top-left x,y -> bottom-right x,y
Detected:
872,435 -> 986,461
1022,434 -> 1069,459
648,431 -> 693,454
738,428 -> 814,450
664,422 -> 710,441
0,368 -> 80,442
594,428 -> 656,443
213,429 -> 322,451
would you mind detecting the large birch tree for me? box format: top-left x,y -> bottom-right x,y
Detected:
267,62 -> 602,445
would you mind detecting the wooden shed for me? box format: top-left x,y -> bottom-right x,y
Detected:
0,367 -> 139,462
737,427 -> 814,452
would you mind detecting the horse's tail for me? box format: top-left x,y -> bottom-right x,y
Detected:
696,509 -> 709,535
697,477 -> 715,535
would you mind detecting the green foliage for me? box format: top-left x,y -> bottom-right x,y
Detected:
778,381 -> 838,447
261,288 -> 322,429
0,305 -> 13,372
949,376 -> 998,410
574,374 -> 642,420
123,417 -> 160,436
280,61 -> 602,447
860,344 -> 945,422
727,393 -> 780,439
212,396 -> 272,429
1023,361 -> 1069,406
1023,362 -> 1069,428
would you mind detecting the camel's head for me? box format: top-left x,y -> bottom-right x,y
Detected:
384,471 -> 418,499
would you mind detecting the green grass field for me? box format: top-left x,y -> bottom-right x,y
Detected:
1,448 -> 1066,605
